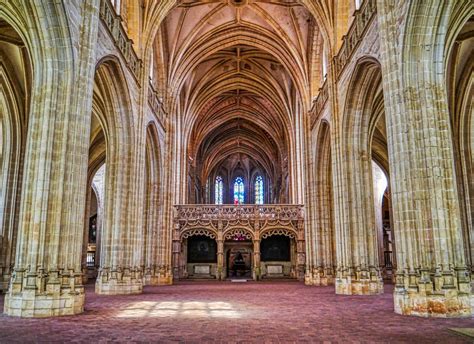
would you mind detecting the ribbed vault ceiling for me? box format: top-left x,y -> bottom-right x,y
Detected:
156,0 -> 321,198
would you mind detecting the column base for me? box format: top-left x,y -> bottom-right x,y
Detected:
305,268 -> 334,286
1,276 -> 10,293
3,269 -> 84,317
95,268 -> 143,295
394,289 -> 472,317
336,277 -> 384,295
143,266 -> 173,286
144,274 -> 173,286
393,268 -> 473,317
4,288 -> 84,317
82,267 -> 89,285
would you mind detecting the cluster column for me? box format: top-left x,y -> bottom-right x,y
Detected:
3,2 -> 100,317
216,228 -> 224,280
378,0 -> 472,317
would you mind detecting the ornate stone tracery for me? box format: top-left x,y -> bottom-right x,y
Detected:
261,228 -> 296,239
181,228 -> 217,240
224,228 -> 253,240
174,205 -> 305,281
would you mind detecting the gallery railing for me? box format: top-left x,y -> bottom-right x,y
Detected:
148,81 -> 168,129
99,0 -> 142,83
174,204 -> 304,221
333,0 -> 377,78
310,79 -> 329,128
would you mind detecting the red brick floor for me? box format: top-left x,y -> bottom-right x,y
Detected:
1,282 -> 473,343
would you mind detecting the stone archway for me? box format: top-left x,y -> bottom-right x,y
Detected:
259,228 -> 299,279
223,228 -> 254,280
179,229 -> 218,279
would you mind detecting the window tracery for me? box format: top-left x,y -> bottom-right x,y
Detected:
255,175 -> 264,204
234,177 -> 244,204
215,176 -> 223,204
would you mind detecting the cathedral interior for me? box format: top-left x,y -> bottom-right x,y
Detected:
0,0 -> 474,342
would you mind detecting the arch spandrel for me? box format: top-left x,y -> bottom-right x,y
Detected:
223,227 -> 254,241
260,228 -> 298,240
181,228 -> 218,240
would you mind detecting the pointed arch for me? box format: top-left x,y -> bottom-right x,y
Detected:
142,122 -> 163,285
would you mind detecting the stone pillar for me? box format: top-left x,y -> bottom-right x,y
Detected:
172,222 -> 181,280
93,101 -> 143,295
217,237 -> 224,281
306,123 -> 335,286
377,0 -> 472,317
296,225 -> 306,281
253,239 -> 261,281
3,2 -> 100,317
81,185 -> 93,285
331,67 -> 384,295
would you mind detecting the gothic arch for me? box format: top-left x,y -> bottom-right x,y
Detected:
260,227 -> 298,240
92,57 -> 143,295
181,228 -> 218,240
333,56 -> 385,295
0,46 -> 29,291
445,10 -> 474,272
308,120 -> 335,285
223,227 -> 254,241
142,122 -> 166,285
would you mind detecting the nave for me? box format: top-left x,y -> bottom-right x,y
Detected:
0,0 -> 474,328
0,282 -> 472,343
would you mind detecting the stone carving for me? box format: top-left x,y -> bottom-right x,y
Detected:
267,265 -> 283,274
148,82 -> 168,129
310,80 -> 329,128
224,228 -> 253,240
193,265 -> 211,274
174,204 -> 305,281
99,0 -> 142,81
333,0 -> 376,78
181,228 -> 216,239
175,205 -> 304,221
261,228 -> 296,239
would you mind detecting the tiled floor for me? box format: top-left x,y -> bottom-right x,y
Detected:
1,281 -> 473,343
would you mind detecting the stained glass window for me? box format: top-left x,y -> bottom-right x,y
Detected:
215,176 -> 223,204
255,175 -> 264,204
233,177 -> 244,204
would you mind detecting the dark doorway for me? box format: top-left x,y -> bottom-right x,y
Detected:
261,235 -> 290,261
226,244 -> 252,278
187,235 -> 217,263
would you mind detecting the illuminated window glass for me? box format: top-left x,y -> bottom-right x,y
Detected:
233,177 -> 244,204
215,176 -> 223,205
149,55 -> 154,79
111,0 -> 121,14
255,176 -> 264,204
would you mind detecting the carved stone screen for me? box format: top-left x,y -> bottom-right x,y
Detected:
260,235 -> 290,261
187,235 -> 217,263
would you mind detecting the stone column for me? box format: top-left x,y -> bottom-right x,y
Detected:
377,0 -> 472,317
296,222 -> 306,281
93,76 -> 143,295
253,221 -> 261,280
331,66 -> 384,295
3,1 -> 100,317
172,221 -> 181,280
81,185 -> 93,285
217,237 -> 224,281
253,239 -> 261,281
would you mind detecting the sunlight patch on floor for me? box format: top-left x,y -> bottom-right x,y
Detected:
115,301 -> 241,318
